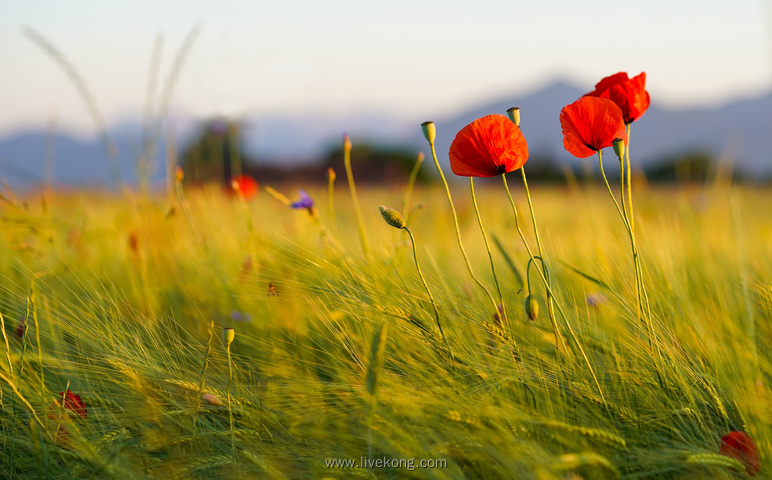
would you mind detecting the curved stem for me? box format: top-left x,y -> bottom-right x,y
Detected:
502,174 -> 563,351
625,124 -> 634,234
470,178 -> 508,329
598,150 -> 654,351
192,320 -> 214,440
402,153 -> 423,219
427,140 -> 499,316
526,256 -> 550,296
619,152 -> 628,225
405,226 -> 451,360
344,139 -> 370,257
226,345 -> 235,459
327,169 -> 338,237
502,174 -> 603,402
520,168 -> 558,342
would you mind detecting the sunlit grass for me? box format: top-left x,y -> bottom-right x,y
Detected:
0,179 -> 768,479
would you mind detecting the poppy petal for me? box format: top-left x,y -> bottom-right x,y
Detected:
719,431 -> 760,477
587,72 -> 650,124
62,391 -> 87,419
560,97 -> 626,158
232,174 -> 259,200
587,72 -> 629,97
449,115 -> 528,177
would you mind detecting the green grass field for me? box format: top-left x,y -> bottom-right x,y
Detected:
0,176 -> 768,479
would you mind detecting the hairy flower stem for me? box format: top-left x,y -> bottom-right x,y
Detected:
502,174 -> 607,405
30,282 -> 45,410
405,226 -> 451,361
520,168 -> 558,338
426,140 -> 500,317
625,124 -> 634,233
402,153 -> 423,219
619,154 -> 628,224
597,150 -> 653,350
343,137 -> 370,258
327,169 -> 338,237
225,342 -> 235,459
191,321 -> 214,439
470,178 -> 509,329
502,175 -> 565,353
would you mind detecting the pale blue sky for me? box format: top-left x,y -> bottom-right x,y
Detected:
1,0 -> 769,135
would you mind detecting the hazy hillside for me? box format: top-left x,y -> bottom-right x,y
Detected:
1,80 -> 770,186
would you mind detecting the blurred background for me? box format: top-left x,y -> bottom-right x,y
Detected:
1,0 -> 770,187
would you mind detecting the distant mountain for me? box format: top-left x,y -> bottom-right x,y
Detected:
432,81 -> 772,178
1,79 -> 770,186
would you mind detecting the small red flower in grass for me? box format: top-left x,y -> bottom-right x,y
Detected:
449,114 -> 528,177
48,390 -> 87,448
15,317 -> 24,338
719,431 -> 760,477
586,72 -> 650,124
49,390 -> 87,421
560,97 -> 626,158
231,174 -> 259,200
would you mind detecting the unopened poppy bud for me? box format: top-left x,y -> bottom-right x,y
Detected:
343,134 -> 352,151
506,107 -> 520,127
421,122 -> 436,144
222,327 -> 235,347
175,166 -> 184,182
612,138 -> 625,159
231,179 -> 240,192
524,295 -> 539,321
327,167 -> 336,181
379,205 -> 406,229
203,394 -> 223,406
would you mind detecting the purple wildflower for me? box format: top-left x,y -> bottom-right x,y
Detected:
586,293 -> 607,308
230,310 -> 252,323
291,190 -> 314,212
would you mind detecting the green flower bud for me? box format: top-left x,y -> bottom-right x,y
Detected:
222,327 -> 235,347
421,121 -> 436,144
379,205 -> 406,229
524,295 -> 539,322
613,138 -> 626,160
506,107 -> 521,127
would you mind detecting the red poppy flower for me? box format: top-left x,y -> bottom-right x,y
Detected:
231,174 -> 259,200
560,97 -> 626,158
586,72 -> 650,124
48,391 -> 87,448
719,431 -> 760,477
51,390 -> 87,420
449,114 -> 528,177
